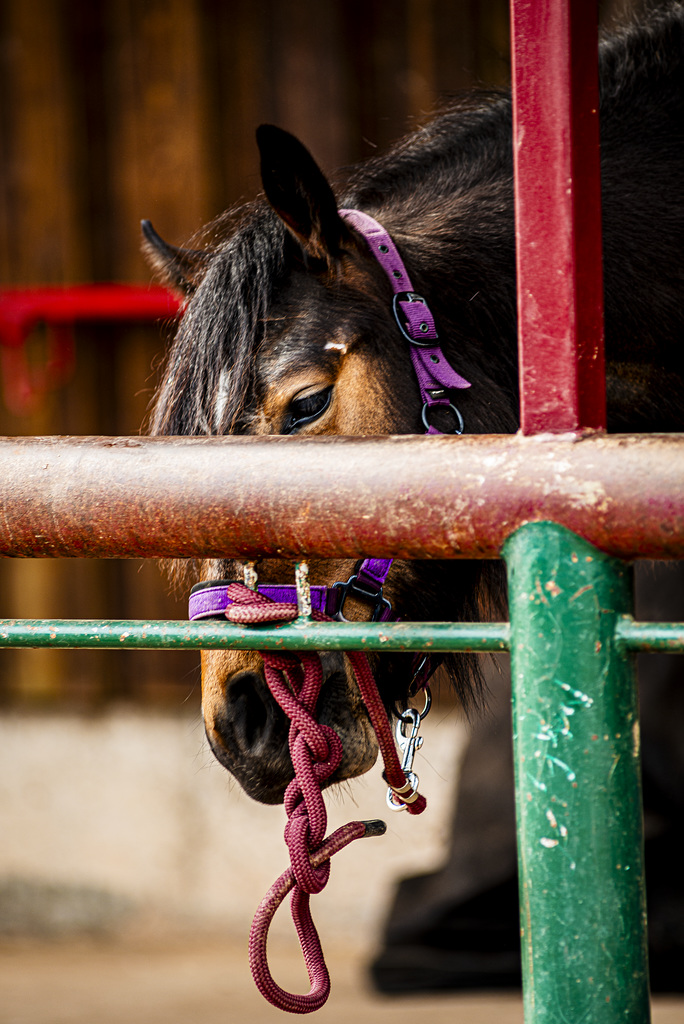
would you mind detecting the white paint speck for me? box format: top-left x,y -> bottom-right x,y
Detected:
324,340 -> 348,353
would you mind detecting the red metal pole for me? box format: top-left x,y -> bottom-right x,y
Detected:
511,0 -> 606,434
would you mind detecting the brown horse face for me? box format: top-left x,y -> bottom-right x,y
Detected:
192,133 -> 421,802
146,126 -> 444,803
196,264 -> 415,801
198,526 -> 426,800
196,261 -> 420,799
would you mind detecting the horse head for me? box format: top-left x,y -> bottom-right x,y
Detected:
145,123 -> 514,802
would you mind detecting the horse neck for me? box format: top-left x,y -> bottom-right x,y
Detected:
377,197 -> 520,432
342,104 -> 520,427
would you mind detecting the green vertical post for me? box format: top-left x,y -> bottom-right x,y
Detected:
504,522 -> 650,1023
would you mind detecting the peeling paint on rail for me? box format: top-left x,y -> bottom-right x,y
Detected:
0,433 -> 682,560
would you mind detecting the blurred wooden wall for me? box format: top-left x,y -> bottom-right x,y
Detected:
0,0 -> 631,706
0,0 -> 514,288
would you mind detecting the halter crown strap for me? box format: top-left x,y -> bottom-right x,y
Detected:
339,208 -> 470,434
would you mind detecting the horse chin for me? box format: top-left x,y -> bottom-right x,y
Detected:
202,651 -> 379,805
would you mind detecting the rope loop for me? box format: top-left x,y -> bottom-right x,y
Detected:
248,821 -> 370,1014
225,582 -> 425,1012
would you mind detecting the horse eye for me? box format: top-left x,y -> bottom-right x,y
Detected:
283,386 -> 333,433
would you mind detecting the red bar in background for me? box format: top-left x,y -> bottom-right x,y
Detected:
0,284 -> 181,415
0,284 -> 181,349
510,0 -> 606,434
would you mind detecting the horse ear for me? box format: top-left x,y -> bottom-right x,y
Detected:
256,124 -> 348,259
141,220 -> 210,295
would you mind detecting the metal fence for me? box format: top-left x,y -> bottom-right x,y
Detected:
0,435 -> 682,1024
1,2 -> 683,1023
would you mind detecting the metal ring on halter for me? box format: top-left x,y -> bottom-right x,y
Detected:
408,654 -> 431,696
393,682 -> 432,724
413,686 -> 432,722
421,401 -> 464,434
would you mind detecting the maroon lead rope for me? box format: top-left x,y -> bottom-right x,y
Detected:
222,583 -> 426,1013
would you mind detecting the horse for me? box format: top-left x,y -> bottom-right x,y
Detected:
144,3 -> 684,807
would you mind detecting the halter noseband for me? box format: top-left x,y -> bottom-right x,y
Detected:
189,209 -> 470,669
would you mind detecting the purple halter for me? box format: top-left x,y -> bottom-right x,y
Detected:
189,557 -> 393,622
189,209 -> 470,685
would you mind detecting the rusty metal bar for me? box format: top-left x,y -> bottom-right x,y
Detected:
511,0 -> 606,434
0,434 -> 682,561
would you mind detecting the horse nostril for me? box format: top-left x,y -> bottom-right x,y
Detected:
205,668 -> 293,804
225,670 -> 284,756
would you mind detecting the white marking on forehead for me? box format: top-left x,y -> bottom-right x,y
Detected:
324,340 -> 348,353
213,368 -> 231,430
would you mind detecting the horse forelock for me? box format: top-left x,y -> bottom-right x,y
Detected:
149,202 -> 289,438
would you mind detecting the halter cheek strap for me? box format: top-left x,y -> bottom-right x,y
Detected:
339,208 -> 471,434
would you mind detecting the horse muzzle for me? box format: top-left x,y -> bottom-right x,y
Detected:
202,650 -> 379,804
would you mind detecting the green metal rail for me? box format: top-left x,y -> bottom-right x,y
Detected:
0,619 -> 509,651
506,522 -> 651,1022
0,611 -> 681,653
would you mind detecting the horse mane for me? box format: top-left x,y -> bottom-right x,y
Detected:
599,1 -> 684,96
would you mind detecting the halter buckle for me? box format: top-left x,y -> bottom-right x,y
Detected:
331,573 -> 392,622
392,291 -> 436,347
